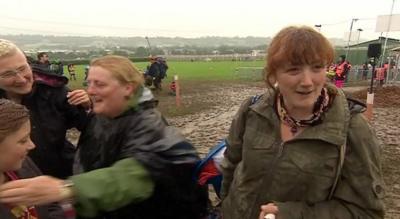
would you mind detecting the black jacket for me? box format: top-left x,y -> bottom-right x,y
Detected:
0,158 -> 66,219
146,62 -> 160,78
0,66 -> 88,178
75,107 -> 208,219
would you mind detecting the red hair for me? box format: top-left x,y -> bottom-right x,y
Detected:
265,26 -> 334,88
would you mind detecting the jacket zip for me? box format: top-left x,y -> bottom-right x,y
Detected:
249,140 -> 285,218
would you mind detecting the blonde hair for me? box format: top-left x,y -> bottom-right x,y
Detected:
0,99 -> 30,143
0,39 -> 18,59
90,55 -> 144,88
265,26 -> 334,88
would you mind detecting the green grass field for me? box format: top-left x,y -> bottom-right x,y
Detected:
65,60 -> 265,89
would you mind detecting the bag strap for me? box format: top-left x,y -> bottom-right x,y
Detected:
250,95 -> 261,105
328,141 -> 346,200
327,92 -> 362,200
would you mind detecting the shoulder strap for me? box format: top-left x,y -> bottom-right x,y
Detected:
5,171 -> 19,180
250,95 -> 261,105
328,94 -> 355,200
240,94 -> 262,116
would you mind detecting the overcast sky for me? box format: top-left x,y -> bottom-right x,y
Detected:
1,0 -> 400,41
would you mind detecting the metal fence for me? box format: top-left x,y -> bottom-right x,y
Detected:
346,67 -> 400,84
231,66 -> 400,87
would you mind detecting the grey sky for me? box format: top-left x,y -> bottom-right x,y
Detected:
1,0 -> 400,41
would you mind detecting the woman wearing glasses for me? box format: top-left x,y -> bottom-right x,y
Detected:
0,55 -> 208,219
0,39 -> 90,179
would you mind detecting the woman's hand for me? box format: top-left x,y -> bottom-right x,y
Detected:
258,203 -> 279,219
0,176 -> 67,206
67,89 -> 91,109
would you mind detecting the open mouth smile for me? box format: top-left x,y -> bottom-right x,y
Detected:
296,91 -> 313,95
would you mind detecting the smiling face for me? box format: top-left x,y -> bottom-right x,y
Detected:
0,120 -> 35,171
87,55 -> 144,118
0,49 -> 34,96
87,66 -> 134,118
275,64 -> 327,113
265,26 -> 334,115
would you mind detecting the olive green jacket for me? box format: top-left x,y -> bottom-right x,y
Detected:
220,86 -> 385,219
70,158 -> 154,218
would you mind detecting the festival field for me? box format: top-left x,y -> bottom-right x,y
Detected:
66,61 -> 400,218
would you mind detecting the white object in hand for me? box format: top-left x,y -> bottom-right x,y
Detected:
264,213 -> 276,219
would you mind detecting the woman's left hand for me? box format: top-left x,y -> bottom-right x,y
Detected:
258,203 -> 279,219
0,176 -> 65,206
67,89 -> 91,109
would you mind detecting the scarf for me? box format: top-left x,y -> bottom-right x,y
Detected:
276,87 -> 333,135
4,171 -> 39,219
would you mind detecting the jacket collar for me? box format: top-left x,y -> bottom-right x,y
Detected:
249,84 -> 350,146
30,63 -> 68,87
34,72 -> 67,87
299,86 -> 350,146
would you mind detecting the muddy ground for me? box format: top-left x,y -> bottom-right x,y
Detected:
68,82 -> 400,218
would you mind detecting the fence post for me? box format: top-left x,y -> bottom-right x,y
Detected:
364,58 -> 376,121
174,75 -> 181,107
365,92 -> 374,121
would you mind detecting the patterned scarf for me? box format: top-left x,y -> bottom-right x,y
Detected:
4,171 -> 38,219
276,87 -> 332,135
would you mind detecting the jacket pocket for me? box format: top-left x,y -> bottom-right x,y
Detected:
288,144 -> 338,178
284,146 -> 339,201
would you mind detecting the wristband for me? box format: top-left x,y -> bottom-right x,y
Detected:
60,180 -> 75,200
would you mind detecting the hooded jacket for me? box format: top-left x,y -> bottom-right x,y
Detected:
221,85 -> 385,219
0,64 -> 88,178
72,104 -> 208,219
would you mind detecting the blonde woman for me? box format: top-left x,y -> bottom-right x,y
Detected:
0,55 -> 208,219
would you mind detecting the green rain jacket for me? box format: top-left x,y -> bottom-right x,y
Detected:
220,85 -> 385,219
